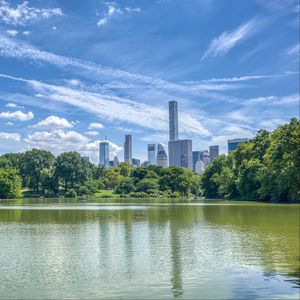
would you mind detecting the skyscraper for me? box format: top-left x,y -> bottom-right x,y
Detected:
192,151 -> 201,171
132,158 -> 141,167
209,145 -> 219,163
228,138 -> 249,152
168,139 -> 193,169
157,144 -> 168,167
99,141 -> 109,169
124,134 -> 132,164
169,101 -> 178,141
200,150 -> 210,168
113,156 -> 119,167
148,144 -> 156,165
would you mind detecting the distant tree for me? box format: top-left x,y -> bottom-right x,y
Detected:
0,168 -> 22,199
101,168 -> 122,189
115,177 -> 135,194
136,178 -> 159,193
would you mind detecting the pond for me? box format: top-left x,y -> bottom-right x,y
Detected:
0,198 -> 299,299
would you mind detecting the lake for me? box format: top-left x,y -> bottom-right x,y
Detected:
0,198 -> 299,299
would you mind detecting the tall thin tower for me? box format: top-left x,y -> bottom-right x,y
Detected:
124,134 -> 132,164
169,101 -> 178,141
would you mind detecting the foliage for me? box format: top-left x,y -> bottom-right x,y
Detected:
201,118 -> 300,202
0,168 -> 22,199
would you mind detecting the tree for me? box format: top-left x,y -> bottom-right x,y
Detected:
135,178 -> 159,193
212,166 -> 236,199
115,177 -> 135,194
55,152 -> 88,191
0,168 -> 22,199
101,168 -> 122,189
20,149 -> 55,193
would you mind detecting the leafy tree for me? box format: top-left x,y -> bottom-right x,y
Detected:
115,177 -> 135,194
55,152 -> 88,191
135,178 -> 159,193
0,168 -> 22,199
212,166 -> 236,199
20,149 -> 55,193
101,168 -> 122,189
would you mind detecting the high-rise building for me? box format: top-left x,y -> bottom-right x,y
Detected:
228,138 -> 249,152
169,101 -> 178,141
99,141 -> 109,169
148,144 -> 156,165
132,158 -> 141,167
200,150 -> 210,168
124,134 -> 132,164
141,161 -> 150,167
195,160 -> 205,174
157,144 -> 168,167
209,145 -> 219,163
113,156 -> 119,167
82,156 -> 90,162
192,151 -> 201,171
168,139 -> 193,169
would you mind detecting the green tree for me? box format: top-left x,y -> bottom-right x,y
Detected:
115,177 -> 135,194
20,149 -> 55,193
135,178 -> 159,193
0,168 -> 22,199
101,168 -> 122,189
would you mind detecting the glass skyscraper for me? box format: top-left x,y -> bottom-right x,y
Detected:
148,144 -> 156,165
168,139 -> 193,169
209,145 -> 219,163
228,138 -> 249,152
99,142 -> 109,169
124,134 -> 132,164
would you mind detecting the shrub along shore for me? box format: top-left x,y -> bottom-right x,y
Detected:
0,119 -> 299,202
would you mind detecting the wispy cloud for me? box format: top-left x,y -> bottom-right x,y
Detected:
88,122 -> 104,130
0,0 -> 63,26
6,29 -> 18,36
202,19 -> 262,60
285,43 -> 299,56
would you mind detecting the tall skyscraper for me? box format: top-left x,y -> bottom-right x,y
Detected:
99,141 -> 109,169
148,144 -> 156,165
228,138 -> 249,152
124,134 -> 132,164
157,144 -> 168,167
168,139 -> 193,169
169,101 -> 178,141
192,151 -> 201,171
209,145 -> 219,163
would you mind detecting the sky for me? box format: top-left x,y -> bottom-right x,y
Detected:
0,0 -> 299,163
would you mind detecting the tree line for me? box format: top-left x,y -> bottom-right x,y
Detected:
0,118 -> 299,202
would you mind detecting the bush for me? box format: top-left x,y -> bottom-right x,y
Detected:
65,188 -> 77,198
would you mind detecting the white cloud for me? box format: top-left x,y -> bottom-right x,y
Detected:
97,4 -> 122,26
202,19 -> 261,60
0,110 -> 33,121
84,131 -> 99,136
24,129 -> 122,163
33,115 -> 73,129
6,102 -> 17,107
245,93 -> 299,105
5,121 -> 14,126
22,30 -> 30,36
88,122 -> 104,129
0,0 -> 63,26
0,131 -> 20,141
286,43 -> 299,56
6,29 -> 18,36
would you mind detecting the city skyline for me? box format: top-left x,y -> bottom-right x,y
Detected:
0,0 -> 299,163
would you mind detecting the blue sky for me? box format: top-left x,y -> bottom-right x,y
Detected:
0,0 -> 299,162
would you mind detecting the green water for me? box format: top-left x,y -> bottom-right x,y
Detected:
0,198 -> 299,299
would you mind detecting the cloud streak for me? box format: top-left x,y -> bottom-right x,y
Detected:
202,19 -> 261,60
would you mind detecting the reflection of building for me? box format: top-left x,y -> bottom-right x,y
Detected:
157,144 -> 168,167
195,160 -> 205,174
148,144 -> 156,165
124,134 -> 132,164
99,142 -> 109,169
169,101 -> 178,141
132,158 -> 141,167
169,139 -> 192,169
228,138 -> 249,152
209,145 -> 219,163
192,151 -> 201,171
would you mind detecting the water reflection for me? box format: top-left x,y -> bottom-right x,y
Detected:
0,199 -> 299,299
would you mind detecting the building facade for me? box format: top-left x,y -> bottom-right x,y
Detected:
200,150 -> 210,168
156,144 -> 168,167
195,160 -> 205,174
192,151 -> 201,171
132,158 -> 141,167
113,156 -> 119,167
147,144 -> 156,165
169,101 -> 178,141
99,142 -> 109,169
228,138 -> 249,152
209,145 -> 219,163
124,134 -> 132,164
168,139 -> 192,169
